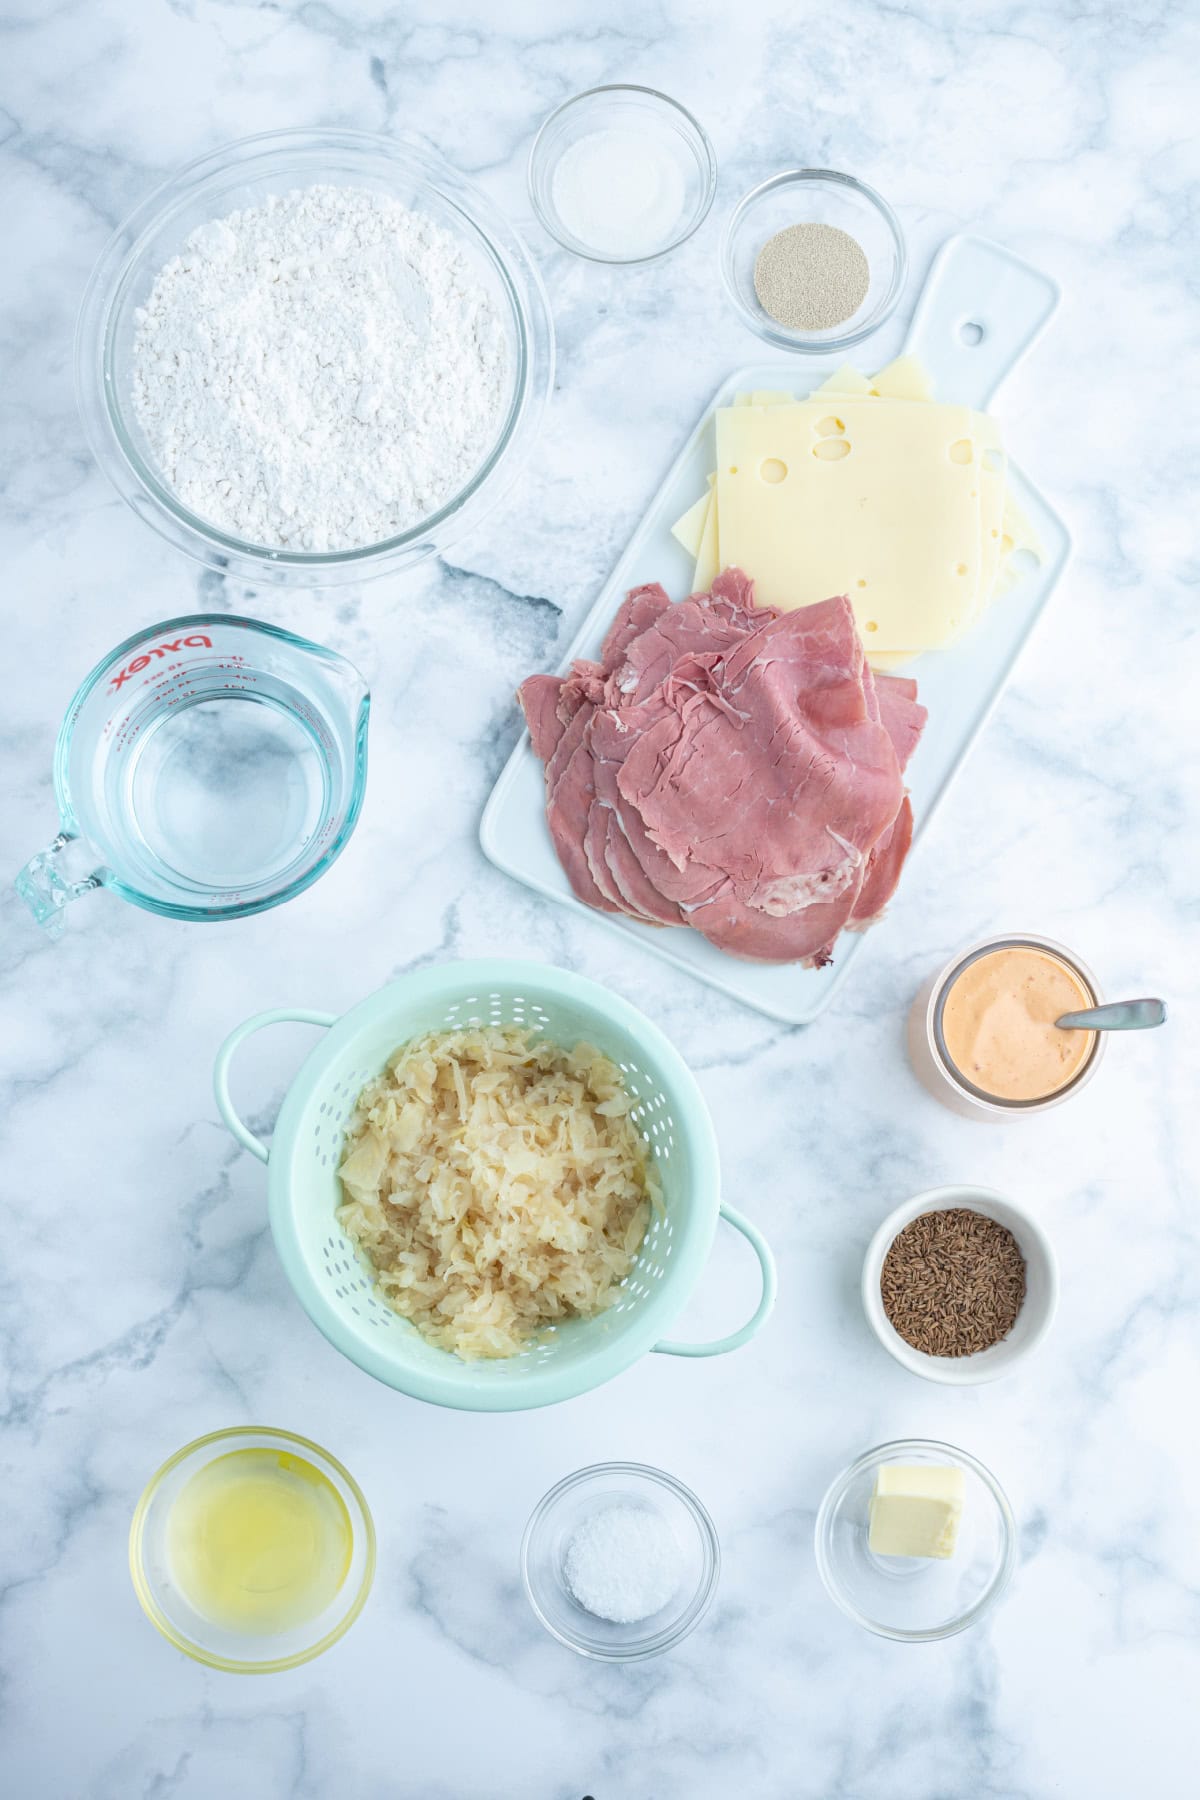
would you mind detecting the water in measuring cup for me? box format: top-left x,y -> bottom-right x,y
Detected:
17,616 -> 369,935
111,685 -> 331,898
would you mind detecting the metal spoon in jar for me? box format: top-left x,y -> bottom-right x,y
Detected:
1055,998 -> 1168,1031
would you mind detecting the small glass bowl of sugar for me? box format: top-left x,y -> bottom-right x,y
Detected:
522,1462 -> 719,1660
528,86 -> 717,264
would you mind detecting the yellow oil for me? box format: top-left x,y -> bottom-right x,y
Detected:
167,1448 -> 353,1635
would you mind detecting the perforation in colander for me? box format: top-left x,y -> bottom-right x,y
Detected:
299,987 -> 686,1374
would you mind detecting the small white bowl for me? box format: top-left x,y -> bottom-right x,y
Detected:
861,1186 -> 1058,1385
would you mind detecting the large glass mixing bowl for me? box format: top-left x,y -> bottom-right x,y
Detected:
76,128 -> 554,584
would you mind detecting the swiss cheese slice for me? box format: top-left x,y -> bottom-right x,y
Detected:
669,359 -> 1027,650
810,364 -> 874,398
1002,489 -> 1042,556
870,354 -> 934,402
715,398 -> 984,650
670,486 -> 712,558
941,409 -> 1007,634
993,489 -> 1045,593
730,389 -> 793,409
692,486 -> 720,593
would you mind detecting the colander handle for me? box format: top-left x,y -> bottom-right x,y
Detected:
651,1202 -> 777,1357
213,1008 -> 338,1163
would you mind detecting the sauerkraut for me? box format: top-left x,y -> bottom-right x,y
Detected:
336,1025 -> 660,1360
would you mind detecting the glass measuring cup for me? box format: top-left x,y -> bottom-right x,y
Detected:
16,615 -> 369,936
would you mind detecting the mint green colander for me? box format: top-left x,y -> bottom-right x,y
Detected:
214,960 -> 775,1412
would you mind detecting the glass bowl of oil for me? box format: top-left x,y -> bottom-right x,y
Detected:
129,1426 -> 375,1672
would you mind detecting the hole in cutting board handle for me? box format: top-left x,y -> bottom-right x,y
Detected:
959,320 -> 985,346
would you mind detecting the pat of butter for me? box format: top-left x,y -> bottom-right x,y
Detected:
868,1463 -> 964,1559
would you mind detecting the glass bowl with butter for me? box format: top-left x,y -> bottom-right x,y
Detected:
814,1439 -> 1016,1641
908,934 -> 1106,1119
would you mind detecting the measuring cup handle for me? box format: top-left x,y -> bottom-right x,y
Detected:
14,833 -> 104,938
651,1202 -> 777,1358
213,1008 -> 337,1164
905,233 -> 1061,410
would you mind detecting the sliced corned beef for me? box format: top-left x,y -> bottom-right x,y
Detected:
873,673 -> 927,774
618,599 -> 905,962
843,674 -> 927,934
848,794 -> 915,931
517,569 -> 925,965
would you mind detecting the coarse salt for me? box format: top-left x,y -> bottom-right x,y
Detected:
563,1503 -> 684,1624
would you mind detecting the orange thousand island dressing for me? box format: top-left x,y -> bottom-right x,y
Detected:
940,945 -> 1096,1103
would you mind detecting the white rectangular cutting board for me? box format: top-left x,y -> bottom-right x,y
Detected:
481,236 -> 1071,1024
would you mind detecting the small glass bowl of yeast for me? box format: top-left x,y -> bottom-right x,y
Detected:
522,1462 -> 719,1660
908,934 -> 1106,1119
815,1439 -> 1016,1641
129,1426 -> 375,1672
721,169 -> 905,352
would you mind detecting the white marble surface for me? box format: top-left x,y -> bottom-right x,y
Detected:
2,2 -> 1198,1795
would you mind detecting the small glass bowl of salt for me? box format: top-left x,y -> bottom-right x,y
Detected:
528,86 -> 717,264
522,1462 -> 719,1660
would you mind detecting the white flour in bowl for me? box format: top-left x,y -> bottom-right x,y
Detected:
131,185 -> 508,553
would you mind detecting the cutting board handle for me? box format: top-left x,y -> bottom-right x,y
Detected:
904,233 -> 1060,410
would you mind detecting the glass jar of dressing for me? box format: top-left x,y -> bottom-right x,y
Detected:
908,935 -> 1105,1119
